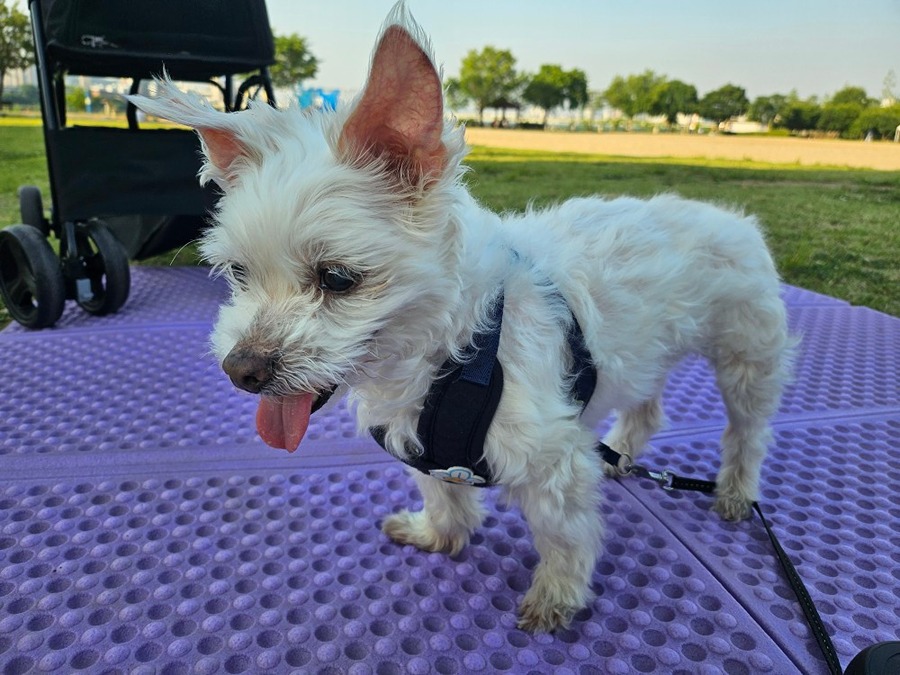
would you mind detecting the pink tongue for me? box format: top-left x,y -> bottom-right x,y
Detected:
256,393 -> 315,452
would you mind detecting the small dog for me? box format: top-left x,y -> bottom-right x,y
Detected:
131,2 -> 793,632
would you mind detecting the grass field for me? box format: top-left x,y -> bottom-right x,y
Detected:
1,120 -> 898,329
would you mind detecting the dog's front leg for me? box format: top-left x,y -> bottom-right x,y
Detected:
382,471 -> 486,556
510,444 -> 604,633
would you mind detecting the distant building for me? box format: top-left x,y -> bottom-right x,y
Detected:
6,66 -> 38,88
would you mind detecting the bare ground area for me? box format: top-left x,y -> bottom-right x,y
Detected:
464,128 -> 900,170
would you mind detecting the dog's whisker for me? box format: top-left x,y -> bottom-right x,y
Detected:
167,238 -> 202,267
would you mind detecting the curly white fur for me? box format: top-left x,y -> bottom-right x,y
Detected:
129,1 -> 794,633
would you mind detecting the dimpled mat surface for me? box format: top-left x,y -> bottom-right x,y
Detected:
1,266 -> 898,675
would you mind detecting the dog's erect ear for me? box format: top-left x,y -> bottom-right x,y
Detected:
338,13 -> 447,189
191,128 -> 248,185
127,79 -> 253,188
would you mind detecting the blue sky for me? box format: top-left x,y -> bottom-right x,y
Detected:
266,0 -> 899,101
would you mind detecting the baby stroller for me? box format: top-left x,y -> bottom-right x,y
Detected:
0,0 -> 277,328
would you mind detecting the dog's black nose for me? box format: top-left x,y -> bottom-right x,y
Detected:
222,347 -> 275,394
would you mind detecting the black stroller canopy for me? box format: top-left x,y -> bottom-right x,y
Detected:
34,0 -> 275,79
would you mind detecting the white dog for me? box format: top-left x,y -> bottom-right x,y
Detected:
130,2 -> 793,632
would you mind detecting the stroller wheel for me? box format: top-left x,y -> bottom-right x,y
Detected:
18,186 -> 49,236
73,220 -> 131,316
0,224 -> 66,329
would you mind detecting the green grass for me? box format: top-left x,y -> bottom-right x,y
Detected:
1,123 -> 898,328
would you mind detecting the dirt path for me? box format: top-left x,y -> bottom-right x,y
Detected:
464,128 -> 900,171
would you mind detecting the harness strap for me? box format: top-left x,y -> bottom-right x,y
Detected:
566,313 -> 597,409
369,293 -> 506,486
457,295 -> 503,386
368,285 -> 598,487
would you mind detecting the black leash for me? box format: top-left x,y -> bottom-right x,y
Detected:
597,442 -> 899,675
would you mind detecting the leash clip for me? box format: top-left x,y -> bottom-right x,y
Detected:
617,453 -> 674,490
633,465 -> 675,491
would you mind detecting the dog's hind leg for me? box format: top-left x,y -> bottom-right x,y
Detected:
710,302 -> 791,521
382,471 -> 486,556
511,434 -> 604,633
601,397 -> 665,477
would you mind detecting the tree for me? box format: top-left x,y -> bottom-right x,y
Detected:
0,0 -> 34,103
456,46 -> 522,125
650,79 -> 698,125
522,64 -> 568,125
563,68 -> 589,112
779,100 -> 822,132
601,76 -> 631,116
603,70 -> 666,119
270,32 -> 318,89
698,84 -> 749,123
65,86 -> 87,112
830,86 -> 875,108
748,94 -> 789,127
817,102 -> 862,136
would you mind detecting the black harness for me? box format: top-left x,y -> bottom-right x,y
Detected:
369,291 -> 596,487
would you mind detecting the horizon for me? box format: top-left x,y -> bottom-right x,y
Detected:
266,0 -> 899,103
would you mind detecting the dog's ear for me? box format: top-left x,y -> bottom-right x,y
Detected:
127,79 -> 254,189
338,17 -> 447,189
191,128 -> 250,186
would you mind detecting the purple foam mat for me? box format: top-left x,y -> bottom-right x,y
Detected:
778,285 -> 849,308
1,268 -> 229,334
1,267 -> 898,674
0,468 -> 799,675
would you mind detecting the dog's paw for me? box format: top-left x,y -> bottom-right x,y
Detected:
516,575 -> 591,634
382,510 -> 467,555
712,492 -> 753,521
516,593 -> 578,634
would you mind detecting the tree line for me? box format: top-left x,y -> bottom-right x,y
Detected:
446,45 -> 900,140
599,71 -> 899,139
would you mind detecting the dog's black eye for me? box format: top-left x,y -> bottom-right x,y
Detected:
319,267 -> 357,293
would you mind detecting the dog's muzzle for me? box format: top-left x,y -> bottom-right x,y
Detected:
222,346 -> 276,394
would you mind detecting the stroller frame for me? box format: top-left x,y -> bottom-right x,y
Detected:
0,0 -> 277,329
